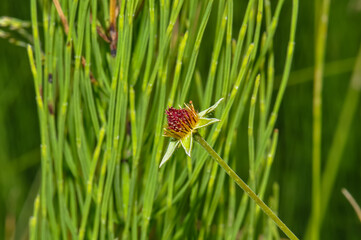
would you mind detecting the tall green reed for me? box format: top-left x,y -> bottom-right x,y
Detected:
28,0 -> 298,239
310,0 -> 330,239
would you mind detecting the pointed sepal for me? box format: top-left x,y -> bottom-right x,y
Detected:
194,117 -> 220,129
180,133 -> 193,157
159,140 -> 180,168
198,98 -> 224,118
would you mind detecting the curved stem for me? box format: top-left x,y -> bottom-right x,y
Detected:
193,133 -> 298,240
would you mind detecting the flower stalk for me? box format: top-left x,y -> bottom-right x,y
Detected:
161,99 -> 298,239
193,133 -> 299,240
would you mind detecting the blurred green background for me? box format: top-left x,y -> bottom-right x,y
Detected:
0,0 -> 360,239
0,1 -> 40,240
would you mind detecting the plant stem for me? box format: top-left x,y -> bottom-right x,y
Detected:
312,0 -> 330,238
193,133 -> 298,240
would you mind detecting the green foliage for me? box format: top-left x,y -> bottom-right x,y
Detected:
25,0 -> 299,238
1,0 -> 361,239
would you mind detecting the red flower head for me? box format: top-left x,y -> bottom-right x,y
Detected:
160,98 -> 223,167
164,101 -> 199,140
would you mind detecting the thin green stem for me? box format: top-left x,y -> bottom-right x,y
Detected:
247,74 -> 260,239
311,0 -> 331,238
29,195 -> 40,240
193,133 -> 298,240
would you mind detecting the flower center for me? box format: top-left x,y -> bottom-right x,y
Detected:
164,102 -> 198,139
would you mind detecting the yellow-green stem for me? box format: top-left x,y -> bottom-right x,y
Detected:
312,0 -> 331,238
193,133 -> 298,240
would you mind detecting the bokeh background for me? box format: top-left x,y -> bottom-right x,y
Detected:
0,0 -> 360,239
